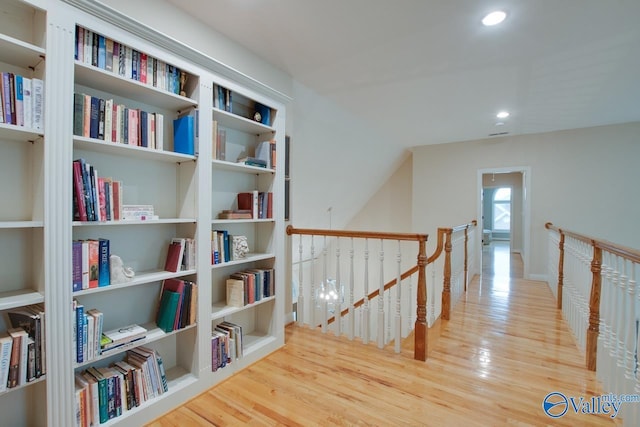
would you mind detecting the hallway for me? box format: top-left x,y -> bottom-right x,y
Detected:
148,244 -> 619,426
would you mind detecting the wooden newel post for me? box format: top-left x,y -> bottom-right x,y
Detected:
586,244 -> 602,371
442,230 -> 452,321
557,232 -> 565,310
414,238 -> 428,361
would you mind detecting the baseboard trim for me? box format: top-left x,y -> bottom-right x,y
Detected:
528,274 -> 548,282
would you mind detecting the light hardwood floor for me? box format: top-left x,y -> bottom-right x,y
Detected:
148,243 -> 621,426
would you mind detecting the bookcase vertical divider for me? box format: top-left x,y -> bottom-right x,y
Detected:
44,11 -> 76,427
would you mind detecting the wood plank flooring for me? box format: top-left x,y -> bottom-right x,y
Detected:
148,243 -> 621,426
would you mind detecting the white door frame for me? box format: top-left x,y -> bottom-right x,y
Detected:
476,166 -> 531,279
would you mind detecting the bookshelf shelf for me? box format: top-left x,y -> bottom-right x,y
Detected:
211,295 -> 275,320
0,289 -> 45,311
212,218 -> 275,225
74,61 -> 197,112
211,252 -> 274,269
213,107 -> 275,135
74,323 -> 197,369
72,218 -> 196,227
0,33 -> 45,69
0,123 -> 43,142
212,159 -> 275,175
73,269 -> 197,296
74,136 -> 196,163
0,221 -> 44,228
243,332 -> 277,357
0,375 -> 46,398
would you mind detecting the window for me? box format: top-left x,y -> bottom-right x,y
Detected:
492,187 -> 511,231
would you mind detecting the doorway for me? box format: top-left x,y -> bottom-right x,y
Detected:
476,167 -> 531,279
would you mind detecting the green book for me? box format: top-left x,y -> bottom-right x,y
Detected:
156,290 -> 180,333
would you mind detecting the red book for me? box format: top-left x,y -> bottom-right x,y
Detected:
140,53 -> 147,84
237,192 -> 252,211
112,181 -> 121,220
73,161 -> 88,221
267,192 -> 273,219
98,177 -> 107,221
164,242 -> 182,272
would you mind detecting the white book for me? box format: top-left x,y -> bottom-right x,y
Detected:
86,313 -> 94,361
31,78 -> 44,131
115,104 -> 123,143
0,335 -> 13,392
155,113 -> 164,150
83,29 -> 92,65
81,240 -> 89,289
252,190 -> 259,219
104,98 -> 113,142
102,324 -> 147,347
150,113 -> 156,149
22,77 -> 32,129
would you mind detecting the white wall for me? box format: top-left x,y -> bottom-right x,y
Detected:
412,122 -> 640,278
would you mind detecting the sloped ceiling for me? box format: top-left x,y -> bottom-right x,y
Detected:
166,0 -> 640,147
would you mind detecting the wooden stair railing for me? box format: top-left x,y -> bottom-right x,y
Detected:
287,220 -> 477,361
286,225 -> 429,360
546,222 -> 640,372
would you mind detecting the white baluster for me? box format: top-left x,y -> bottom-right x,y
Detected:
610,254 -> 621,392
310,235 -> 316,328
321,236 -> 328,333
297,234 -> 304,326
625,259 -> 636,398
348,237 -> 355,340
334,239 -> 342,337
377,239 -> 385,349
362,239 -> 370,344
395,240 -> 402,353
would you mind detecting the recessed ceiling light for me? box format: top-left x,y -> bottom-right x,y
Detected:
482,11 -> 506,26
496,111 -> 510,119
495,122 -> 505,126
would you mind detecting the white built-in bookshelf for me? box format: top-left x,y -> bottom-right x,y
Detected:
0,0 -> 286,425
0,0 -> 47,425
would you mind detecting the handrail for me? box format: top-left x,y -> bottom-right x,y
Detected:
287,225 -> 429,361
286,225 -> 427,242
545,222 -> 640,262
545,222 -> 640,371
288,221 -> 476,360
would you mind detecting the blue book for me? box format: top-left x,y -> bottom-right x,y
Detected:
75,303 -> 84,363
173,114 -> 194,155
98,238 -> 110,287
140,110 -> 148,147
97,35 -> 106,69
89,96 -> 100,139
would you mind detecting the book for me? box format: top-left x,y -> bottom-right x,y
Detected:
22,77 -> 32,129
226,278 -> 244,307
101,324 -> 147,350
157,278 -> 185,331
163,240 -> 184,272
98,238 -> 110,287
237,156 -> 267,168
72,240 -> 83,292
156,290 -> 180,333
173,113 -> 195,155
31,78 -> 44,131
88,239 -> 99,288
7,328 -> 28,386
217,210 -> 252,219
0,334 -> 13,392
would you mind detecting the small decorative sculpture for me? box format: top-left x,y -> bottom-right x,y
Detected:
110,254 -> 135,284
232,235 -> 250,260
179,71 -> 188,97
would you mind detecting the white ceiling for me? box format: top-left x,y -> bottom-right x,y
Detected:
165,0 -> 640,148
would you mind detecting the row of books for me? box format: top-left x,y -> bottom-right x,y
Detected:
155,279 -> 197,333
72,238 -> 110,292
212,120 -> 226,160
211,230 -> 248,264
212,321 -> 243,372
237,191 -> 273,219
213,85 -> 232,113
0,72 -> 44,130
164,237 -> 196,272
226,268 -> 275,307
74,346 -> 168,426
213,84 -> 273,126
0,304 -> 46,391
73,302 -> 149,365
73,158 -> 124,222
73,92 -> 165,149
75,26 -> 186,96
